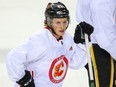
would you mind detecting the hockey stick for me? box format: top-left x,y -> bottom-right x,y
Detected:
84,33 -> 95,87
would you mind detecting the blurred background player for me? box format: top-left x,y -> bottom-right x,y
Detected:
76,0 -> 116,87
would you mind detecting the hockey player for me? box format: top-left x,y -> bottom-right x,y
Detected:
6,2 -> 93,87
75,0 -> 116,87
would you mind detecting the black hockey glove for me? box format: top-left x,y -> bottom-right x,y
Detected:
16,70 -> 35,87
74,21 -> 94,44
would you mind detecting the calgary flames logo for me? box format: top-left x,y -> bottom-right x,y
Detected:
54,61 -> 64,77
49,55 -> 68,83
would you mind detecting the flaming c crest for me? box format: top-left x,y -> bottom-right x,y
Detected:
49,55 -> 68,83
54,61 -> 64,77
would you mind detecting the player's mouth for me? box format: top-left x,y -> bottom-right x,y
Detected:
59,30 -> 65,33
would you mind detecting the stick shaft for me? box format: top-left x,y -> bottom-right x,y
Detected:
85,33 -> 95,87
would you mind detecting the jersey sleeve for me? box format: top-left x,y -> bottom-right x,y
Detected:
6,33 -> 46,81
90,0 -> 116,59
68,43 -> 87,69
64,32 -> 87,69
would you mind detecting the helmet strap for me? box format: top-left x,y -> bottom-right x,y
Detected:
46,17 -> 58,35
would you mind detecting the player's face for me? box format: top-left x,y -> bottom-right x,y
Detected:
51,18 -> 68,39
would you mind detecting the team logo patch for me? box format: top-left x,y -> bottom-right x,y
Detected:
49,55 -> 68,83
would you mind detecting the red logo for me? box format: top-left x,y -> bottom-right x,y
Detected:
49,55 -> 68,83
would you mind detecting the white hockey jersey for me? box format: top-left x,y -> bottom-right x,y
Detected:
76,0 -> 116,60
6,28 -> 87,87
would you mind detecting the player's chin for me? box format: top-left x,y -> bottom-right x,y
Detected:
58,32 -> 65,36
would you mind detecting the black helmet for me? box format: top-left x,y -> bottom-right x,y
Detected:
45,2 -> 69,18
